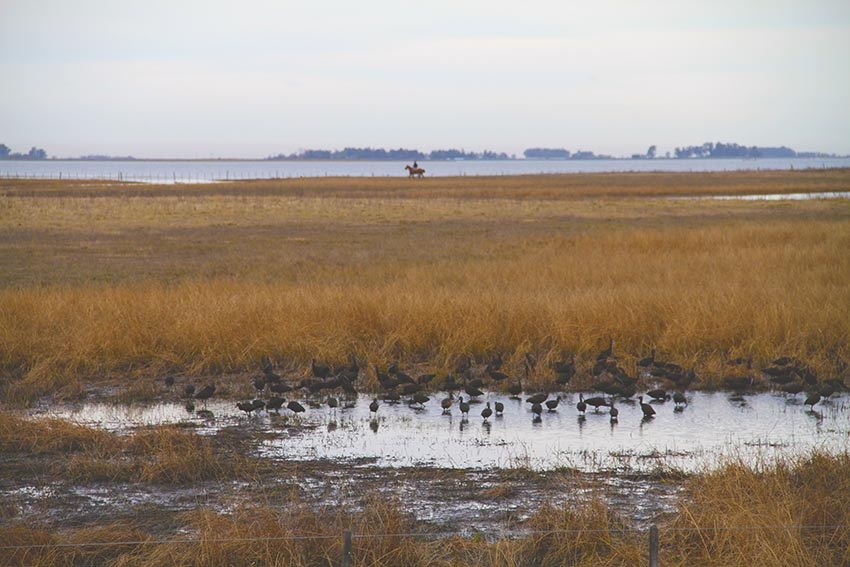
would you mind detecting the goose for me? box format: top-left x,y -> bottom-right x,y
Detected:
609,400 -> 619,421
369,398 -> 379,415
494,401 -> 504,416
576,393 -> 587,414
672,391 -> 687,407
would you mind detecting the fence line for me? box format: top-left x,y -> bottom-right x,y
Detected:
2,523 -> 847,551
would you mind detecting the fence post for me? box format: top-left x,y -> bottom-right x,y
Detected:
341,530 -> 352,567
648,524 -> 658,567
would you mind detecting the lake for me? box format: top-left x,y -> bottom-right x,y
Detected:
2,157 -> 849,183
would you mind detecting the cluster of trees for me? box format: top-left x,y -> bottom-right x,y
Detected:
523,148 -> 614,160
673,142 -> 797,159
0,144 -> 47,160
267,147 -> 512,161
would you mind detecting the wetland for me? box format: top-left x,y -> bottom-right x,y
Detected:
1,170 -> 849,565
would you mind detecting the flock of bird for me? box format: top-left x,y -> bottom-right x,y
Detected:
166,340 -> 848,423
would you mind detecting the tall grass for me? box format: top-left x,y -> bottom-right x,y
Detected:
1,172 -> 849,400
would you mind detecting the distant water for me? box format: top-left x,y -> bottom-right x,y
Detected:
1,157 -> 848,184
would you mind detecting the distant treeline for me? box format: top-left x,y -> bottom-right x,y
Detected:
523,148 -> 614,160
267,147 -> 512,161
0,144 -> 47,160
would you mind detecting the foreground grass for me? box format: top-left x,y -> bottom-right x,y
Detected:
1,171 -> 849,401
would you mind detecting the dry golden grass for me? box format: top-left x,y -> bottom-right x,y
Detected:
665,451 -> 850,566
1,171 -> 849,400
0,412 -> 245,484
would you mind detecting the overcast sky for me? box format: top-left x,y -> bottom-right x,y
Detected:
2,0 -> 849,158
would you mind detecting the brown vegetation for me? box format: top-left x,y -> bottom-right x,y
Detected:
1,448 -> 846,566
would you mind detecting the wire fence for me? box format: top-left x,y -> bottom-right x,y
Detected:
2,523 -> 846,550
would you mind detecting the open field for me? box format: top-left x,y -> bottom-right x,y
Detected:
1,170 -> 849,400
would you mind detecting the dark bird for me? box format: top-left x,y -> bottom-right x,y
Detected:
584,396 -> 609,412
639,396 -> 656,419
311,358 -> 330,379
609,400 -> 618,421
672,391 -> 687,407
494,401 -> 504,416
327,396 -> 339,410
369,398 -> 379,415
164,375 -> 175,387
237,401 -> 256,416
253,376 -> 266,392
576,393 -> 587,414
781,383 -> 804,396
441,393 -> 454,414
596,337 -> 614,361
531,401 -> 543,420
417,373 -> 436,385
195,384 -> 216,402
184,383 -> 196,398
804,392 -> 821,410
251,399 -> 266,413
637,349 -> 655,368
545,395 -> 562,412
270,382 -> 293,394
526,393 -> 548,405
646,389 -> 670,402
507,380 -> 523,398
287,400 -> 306,414
481,402 -> 493,422
458,396 -> 470,418
411,393 -> 430,407
465,384 -> 484,398
266,397 -> 285,412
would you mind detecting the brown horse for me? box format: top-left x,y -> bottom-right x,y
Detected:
405,165 -> 425,178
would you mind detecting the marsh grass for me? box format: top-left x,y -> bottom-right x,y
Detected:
1,171 -> 849,401
0,413 -> 246,484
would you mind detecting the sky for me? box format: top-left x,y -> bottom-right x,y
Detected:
1,0 -> 849,159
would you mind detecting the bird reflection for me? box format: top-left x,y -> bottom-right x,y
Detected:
482,421 -> 492,435
370,419 -> 379,433
327,420 -> 338,432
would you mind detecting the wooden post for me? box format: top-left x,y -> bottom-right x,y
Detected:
341,530 -> 352,567
649,524 -> 658,567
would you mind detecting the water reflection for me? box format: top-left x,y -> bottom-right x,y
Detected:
33,391 -> 850,473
